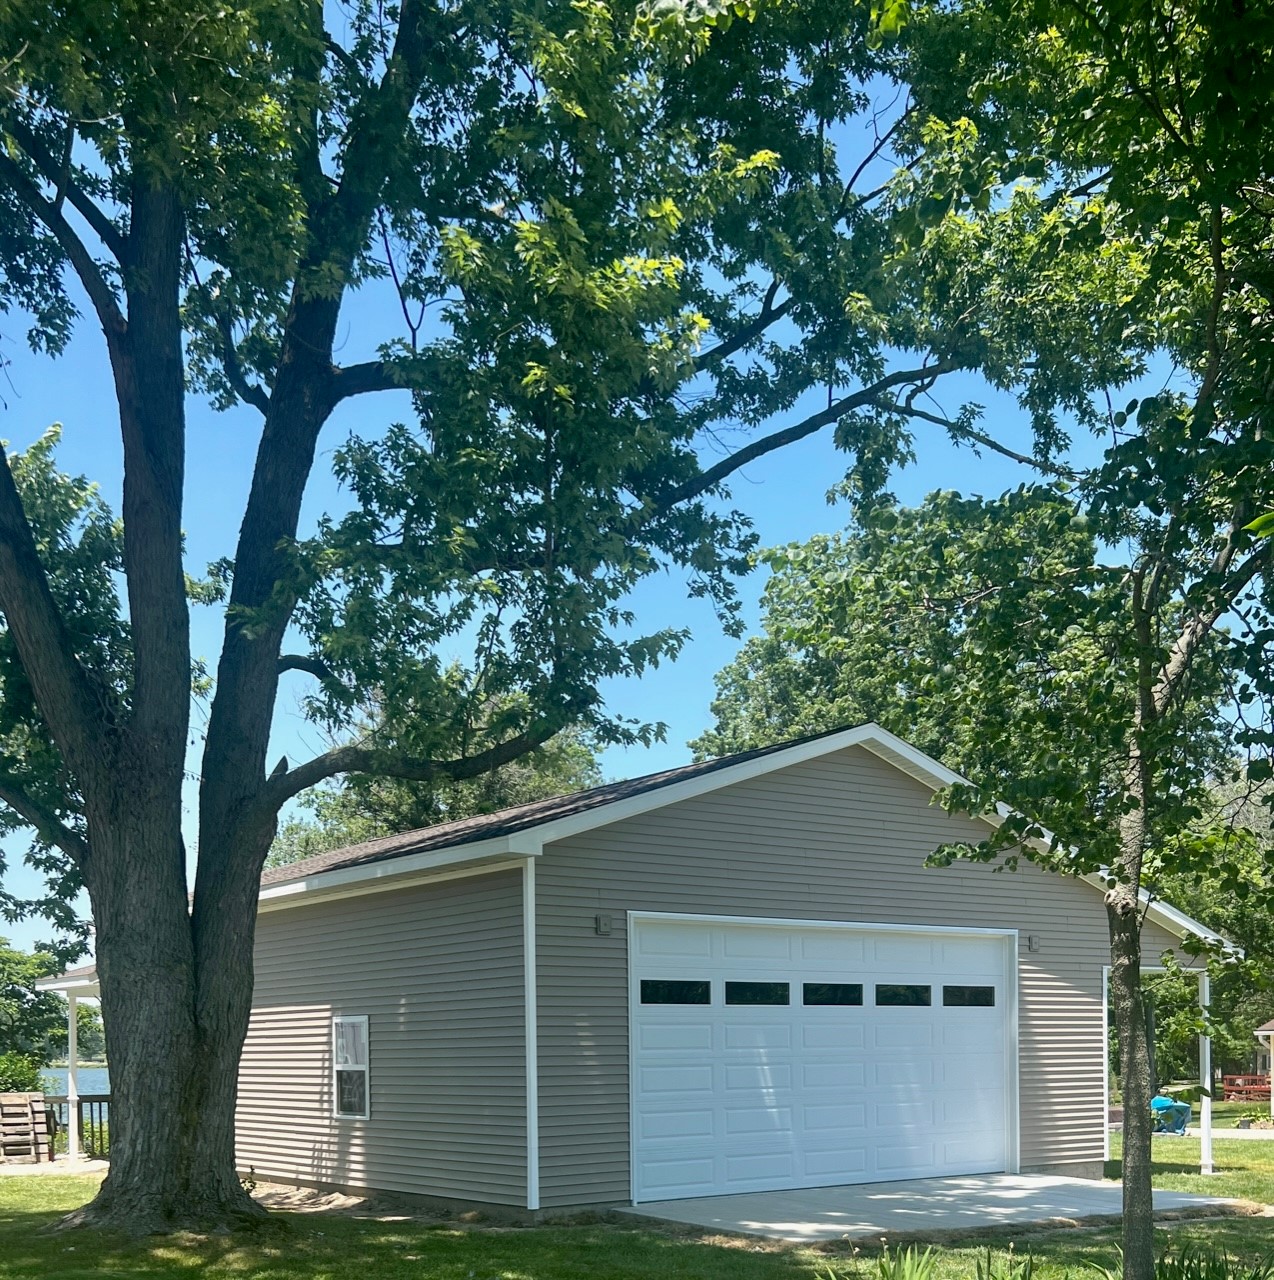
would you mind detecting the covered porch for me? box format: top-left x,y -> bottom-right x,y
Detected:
32,964 -> 109,1164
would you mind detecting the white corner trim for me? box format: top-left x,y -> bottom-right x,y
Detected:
1101,964 -> 1111,1163
1005,931 -> 1021,1175
523,858 -> 540,1211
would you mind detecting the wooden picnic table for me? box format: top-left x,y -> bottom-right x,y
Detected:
1222,1073 -> 1271,1101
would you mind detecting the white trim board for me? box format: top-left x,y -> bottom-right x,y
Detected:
250,723 -> 1220,948
523,858 -> 540,1211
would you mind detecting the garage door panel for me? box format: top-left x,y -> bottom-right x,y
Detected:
804,1147 -> 869,1178
631,918 -> 1012,1202
876,1139 -> 937,1171
872,1023 -> 933,1050
725,1151 -> 796,1184
638,1023 -> 713,1052
636,924 -> 714,959
942,1022 -> 999,1050
723,1023 -> 792,1051
722,930 -> 793,960
801,1022 -> 866,1050
939,1056 -> 1005,1090
799,934 -> 867,964
725,1106 -> 795,1135
802,1061 -> 866,1089
641,1156 -> 716,1194
639,1064 -> 714,1094
724,1062 -> 793,1091
802,1103 -> 867,1131
873,1059 -> 933,1087
872,936 -> 937,969
638,1110 -> 716,1140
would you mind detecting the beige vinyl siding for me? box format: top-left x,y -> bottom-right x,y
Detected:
535,745 -> 1194,1208
237,870 -> 527,1205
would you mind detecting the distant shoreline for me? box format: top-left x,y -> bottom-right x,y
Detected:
46,1060 -> 109,1070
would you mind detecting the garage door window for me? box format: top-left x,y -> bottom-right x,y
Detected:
725,981 -> 789,1005
943,985 -> 996,1006
875,983 -> 931,1006
803,982 -> 863,1006
640,979 -> 711,1004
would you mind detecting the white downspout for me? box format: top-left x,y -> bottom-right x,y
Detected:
1198,970 -> 1212,1175
66,993 -> 80,1163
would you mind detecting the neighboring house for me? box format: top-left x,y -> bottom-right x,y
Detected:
42,724 -> 1218,1211
1256,1019 -> 1273,1076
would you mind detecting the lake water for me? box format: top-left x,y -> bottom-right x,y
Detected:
40,1066 -> 110,1097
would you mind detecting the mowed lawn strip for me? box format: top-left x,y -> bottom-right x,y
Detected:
3,1147 -> 1272,1280
1107,1132 -> 1274,1203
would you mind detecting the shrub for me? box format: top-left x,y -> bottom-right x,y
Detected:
0,1051 -> 43,1091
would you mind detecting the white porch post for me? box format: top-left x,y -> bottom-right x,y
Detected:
66,993 -> 80,1163
1198,970 -> 1212,1175
1260,1030 -> 1274,1123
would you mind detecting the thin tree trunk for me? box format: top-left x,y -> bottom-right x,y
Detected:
1110,892 -> 1155,1280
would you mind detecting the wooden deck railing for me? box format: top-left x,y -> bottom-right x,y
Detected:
45,1094 -> 111,1157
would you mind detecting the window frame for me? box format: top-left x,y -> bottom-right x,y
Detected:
332,1014 -> 370,1121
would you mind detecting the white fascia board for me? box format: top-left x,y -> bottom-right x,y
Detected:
528,722 -> 902,845
853,731 -> 1222,951
35,975 -> 100,998
257,831 -> 543,910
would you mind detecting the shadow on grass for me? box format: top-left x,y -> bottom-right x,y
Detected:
0,1180 -> 822,1280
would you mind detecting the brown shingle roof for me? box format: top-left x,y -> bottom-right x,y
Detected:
260,724 -> 866,887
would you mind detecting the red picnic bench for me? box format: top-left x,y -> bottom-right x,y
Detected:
1222,1073 -> 1271,1101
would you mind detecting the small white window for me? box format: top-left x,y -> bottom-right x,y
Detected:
332,1015 -> 370,1119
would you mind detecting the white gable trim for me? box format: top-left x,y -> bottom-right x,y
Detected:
250,722 -> 1219,947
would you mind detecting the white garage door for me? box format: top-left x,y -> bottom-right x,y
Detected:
630,915 -> 1014,1202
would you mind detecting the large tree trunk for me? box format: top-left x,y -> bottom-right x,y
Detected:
1109,891 -> 1155,1280
65,785 -> 265,1232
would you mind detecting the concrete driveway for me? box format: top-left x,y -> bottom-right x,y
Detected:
619,1174 -> 1234,1243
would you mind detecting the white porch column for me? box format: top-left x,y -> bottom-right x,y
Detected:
66,993 -> 80,1163
1198,970 -> 1212,1175
1259,1030 -> 1274,1123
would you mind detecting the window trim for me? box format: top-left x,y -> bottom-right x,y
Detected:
332,1014 -> 370,1120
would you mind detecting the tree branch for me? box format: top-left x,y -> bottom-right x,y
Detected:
329,360 -> 404,403
652,359 -> 958,513
216,314 -> 271,414
260,720 -> 563,810
889,401 -> 1077,478
277,653 -> 338,682
0,445 -> 103,768
1154,540 -> 1272,716
1,115 -> 128,263
0,773 -> 90,869
0,150 -> 126,343
694,284 -> 792,373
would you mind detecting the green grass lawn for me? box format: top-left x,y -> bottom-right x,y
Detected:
1201,1101 -> 1274,1130
2,1154 -> 1272,1280
1106,1132 -> 1274,1204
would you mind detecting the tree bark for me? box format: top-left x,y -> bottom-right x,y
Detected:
65,777 -> 263,1231
1109,889 -> 1155,1280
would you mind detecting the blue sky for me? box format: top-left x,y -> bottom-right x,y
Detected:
0,266 -> 1103,954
